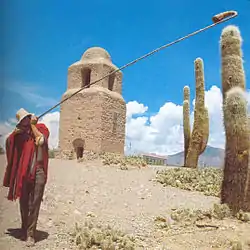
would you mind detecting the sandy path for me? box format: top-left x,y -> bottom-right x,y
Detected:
0,156 -> 249,250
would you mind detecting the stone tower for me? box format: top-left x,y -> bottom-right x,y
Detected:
58,47 -> 126,159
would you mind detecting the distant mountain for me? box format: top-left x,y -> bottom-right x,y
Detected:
167,145 -> 224,168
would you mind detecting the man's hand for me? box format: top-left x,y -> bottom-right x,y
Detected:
14,127 -> 23,134
30,116 -> 43,144
30,116 -> 38,125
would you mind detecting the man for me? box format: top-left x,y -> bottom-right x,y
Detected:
3,108 -> 50,247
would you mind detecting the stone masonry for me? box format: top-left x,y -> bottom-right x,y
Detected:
58,47 -> 126,159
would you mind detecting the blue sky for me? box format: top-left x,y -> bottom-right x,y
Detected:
1,0 -> 250,153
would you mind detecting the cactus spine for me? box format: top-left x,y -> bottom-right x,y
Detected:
183,58 -> 209,168
220,25 -> 250,213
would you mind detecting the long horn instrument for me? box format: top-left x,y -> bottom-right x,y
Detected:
38,10 -> 238,119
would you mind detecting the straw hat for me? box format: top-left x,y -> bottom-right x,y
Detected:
16,108 -> 33,125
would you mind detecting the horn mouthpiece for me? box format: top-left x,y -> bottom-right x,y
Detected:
212,11 -> 238,23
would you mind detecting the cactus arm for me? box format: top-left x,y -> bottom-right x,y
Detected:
183,100 -> 191,165
221,87 -> 249,213
220,25 -> 245,100
185,58 -> 206,168
183,85 -> 191,165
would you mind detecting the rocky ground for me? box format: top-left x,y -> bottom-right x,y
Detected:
0,155 -> 249,250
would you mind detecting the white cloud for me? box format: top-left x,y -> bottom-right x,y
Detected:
0,85 -> 249,155
126,101 -> 184,155
40,111 -> 60,149
204,86 -> 224,148
126,101 -> 148,118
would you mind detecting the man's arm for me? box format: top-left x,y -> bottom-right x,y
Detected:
3,133 -> 15,187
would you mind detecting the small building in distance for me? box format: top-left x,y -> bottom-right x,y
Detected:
141,153 -> 167,166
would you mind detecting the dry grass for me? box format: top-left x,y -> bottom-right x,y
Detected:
155,167 -> 223,197
155,204 -> 250,249
77,151 -> 147,169
155,204 -> 232,231
168,204 -> 249,224
49,149 -> 56,158
101,153 -> 147,169
70,220 -> 137,250
0,145 -> 4,155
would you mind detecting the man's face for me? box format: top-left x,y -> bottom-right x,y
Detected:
17,116 -> 31,131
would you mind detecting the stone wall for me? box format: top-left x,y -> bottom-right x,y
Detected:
100,88 -> 126,153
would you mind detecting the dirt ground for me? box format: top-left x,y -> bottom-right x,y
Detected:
0,155 -> 249,250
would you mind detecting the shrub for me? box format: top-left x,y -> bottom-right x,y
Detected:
155,203 -> 250,230
71,220 -> 137,250
49,149 -> 55,158
0,145 -> 4,155
155,167 -> 223,197
77,151 -> 147,169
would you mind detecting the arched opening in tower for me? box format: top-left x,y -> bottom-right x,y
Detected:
81,68 -> 91,88
108,72 -> 115,91
72,138 -> 85,159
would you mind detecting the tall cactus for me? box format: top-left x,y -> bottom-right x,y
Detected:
220,25 -> 250,213
183,58 -> 209,168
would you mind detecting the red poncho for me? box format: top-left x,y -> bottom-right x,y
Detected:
3,123 -> 50,201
